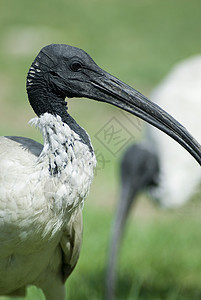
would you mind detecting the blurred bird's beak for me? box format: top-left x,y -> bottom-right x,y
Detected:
87,70 -> 201,165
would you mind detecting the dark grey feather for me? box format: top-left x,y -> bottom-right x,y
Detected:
6,136 -> 43,157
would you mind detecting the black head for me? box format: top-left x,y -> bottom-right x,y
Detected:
27,44 -> 101,105
26,44 -> 201,165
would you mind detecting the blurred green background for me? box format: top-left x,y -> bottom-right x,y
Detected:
1,0 -> 201,299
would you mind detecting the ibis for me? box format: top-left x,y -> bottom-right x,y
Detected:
105,55 -> 201,300
0,44 -> 200,300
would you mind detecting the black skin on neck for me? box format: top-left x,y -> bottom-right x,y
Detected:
27,61 -> 93,154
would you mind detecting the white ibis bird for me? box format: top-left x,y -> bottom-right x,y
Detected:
0,45 -> 201,300
105,55 -> 201,300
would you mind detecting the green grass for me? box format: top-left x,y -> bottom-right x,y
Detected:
1,0 -> 201,299
68,197 -> 201,300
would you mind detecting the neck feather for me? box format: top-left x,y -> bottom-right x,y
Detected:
30,113 -> 96,217
30,113 -> 95,176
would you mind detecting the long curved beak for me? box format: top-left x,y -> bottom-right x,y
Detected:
86,70 -> 201,165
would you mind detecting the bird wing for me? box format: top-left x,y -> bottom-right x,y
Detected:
5,136 -> 43,157
60,210 -> 83,282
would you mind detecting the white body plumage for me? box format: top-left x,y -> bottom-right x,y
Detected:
0,113 -> 96,298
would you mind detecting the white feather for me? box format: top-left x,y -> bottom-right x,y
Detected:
0,113 -> 96,296
150,55 -> 201,207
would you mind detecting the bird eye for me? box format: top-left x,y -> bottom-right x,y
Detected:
70,61 -> 82,72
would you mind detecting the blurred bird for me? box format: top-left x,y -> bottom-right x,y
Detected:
105,142 -> 159,300
0,45 -> 200,300
106,55 -> 201,300
150,55 -> 201,207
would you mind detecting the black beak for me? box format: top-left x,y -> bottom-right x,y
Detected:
86,69 -> 201,165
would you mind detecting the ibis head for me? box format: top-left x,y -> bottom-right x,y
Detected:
27,44 -> 201,164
